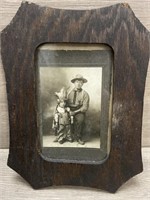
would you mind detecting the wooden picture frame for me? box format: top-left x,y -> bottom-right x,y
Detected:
1,2 -> 149,193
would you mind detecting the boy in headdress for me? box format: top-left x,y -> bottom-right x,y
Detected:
52,87 -> 73,144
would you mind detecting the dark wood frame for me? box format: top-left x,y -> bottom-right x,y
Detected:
1,2 -> 149,193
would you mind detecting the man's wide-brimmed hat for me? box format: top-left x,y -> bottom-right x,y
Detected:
71,74 -> 87,83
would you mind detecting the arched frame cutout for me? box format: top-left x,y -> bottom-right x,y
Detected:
36,43 -> 113,164
1,2 -> 149,193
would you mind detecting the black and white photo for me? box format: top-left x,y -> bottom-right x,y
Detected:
37,44 -> 112,151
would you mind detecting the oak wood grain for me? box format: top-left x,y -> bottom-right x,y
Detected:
0,0 -> 150,149
0,148 -> 150,199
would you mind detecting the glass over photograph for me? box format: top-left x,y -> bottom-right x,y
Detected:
37,44 -> 113,163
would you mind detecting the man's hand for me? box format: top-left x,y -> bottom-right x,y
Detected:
70,111 -> 76,116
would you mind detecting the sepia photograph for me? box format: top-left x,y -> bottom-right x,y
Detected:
37,44 -> 112,152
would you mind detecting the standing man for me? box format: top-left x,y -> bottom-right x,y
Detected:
67,74 -> 90,145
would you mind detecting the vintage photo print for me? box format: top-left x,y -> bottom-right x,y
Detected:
37,44 -> 112,152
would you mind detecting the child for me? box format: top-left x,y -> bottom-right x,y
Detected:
52,88 -> 73,144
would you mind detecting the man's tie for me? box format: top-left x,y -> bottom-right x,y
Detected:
73,90 -> 77,104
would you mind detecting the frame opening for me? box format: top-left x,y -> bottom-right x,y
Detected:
36,43 -> 113,164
